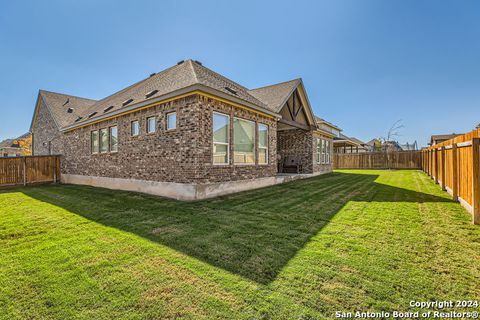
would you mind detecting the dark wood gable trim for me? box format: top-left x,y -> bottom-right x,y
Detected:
278,89 -> 313,130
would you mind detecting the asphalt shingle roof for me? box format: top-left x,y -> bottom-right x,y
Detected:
248,79 -> 300,113
75,60 -> 268,126
39,90 -> 96,128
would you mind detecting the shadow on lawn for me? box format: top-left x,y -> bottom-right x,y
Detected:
10,172 -> 452,284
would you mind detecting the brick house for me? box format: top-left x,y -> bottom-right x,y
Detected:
30,60 -> 338,199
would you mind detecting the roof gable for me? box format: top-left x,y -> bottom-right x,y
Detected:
248,79 -> 300,113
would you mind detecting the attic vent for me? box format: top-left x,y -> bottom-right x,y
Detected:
224,87 -> 237,95
63,98 -> 70,106
149,73 -> 156,77
122,98 -> 133,106
194,60 -> 202,66
104,106 -> 114,113
75,116 -> 83,122
67,107 -> 74,113
88,112 -> 97,118
177,60 -> 185,65
145,89 -> 159,98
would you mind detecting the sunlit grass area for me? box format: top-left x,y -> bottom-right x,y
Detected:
1,170 -> 479,319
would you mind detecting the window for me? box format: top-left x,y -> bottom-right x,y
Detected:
321,139 -> 326,164
213,113 -> 229,164
147,117 -> 156,133
110,126 -> 118,152
325,140 -> 331,164
91,130 -> 99,154
233,118 -> 255,164
100,128 -> 108,153
258,123 -> 268,164
166,112 -> 176,130
316,138 -> 322,164
131,120 -> 139,136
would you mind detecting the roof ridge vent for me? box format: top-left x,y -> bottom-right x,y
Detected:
194,60 -> 202,66
122,98 -> 134,106
149,72 -> 156,77
63,98 -> 70,106
224,87 -> 237,95
145,89 -> 159,98
177,60 -> 185,65
104,106 -> 114,113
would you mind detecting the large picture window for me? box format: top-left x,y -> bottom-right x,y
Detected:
100,128 -> 108,153
213,113 -> 229,164
322,139 -> 326,164
258,124 -> 268,164
233,118 -> 255,164
91,130 -> 99,154
110,126 -> 118,152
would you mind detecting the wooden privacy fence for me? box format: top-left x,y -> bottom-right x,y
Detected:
333,151 -> 422,169
0,155 -> 60,188
421,129 -> 480,224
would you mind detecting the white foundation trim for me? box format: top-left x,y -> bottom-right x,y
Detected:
61,171 -> 330,201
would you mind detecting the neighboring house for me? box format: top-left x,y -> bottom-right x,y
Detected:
30,59 -> 336,200
0,133 -> 32,157
399,141 -> 418,151
333,134 -> 369,153
475,123 -> 480,130
366,138 -> 382,152
429,133 -> 462,146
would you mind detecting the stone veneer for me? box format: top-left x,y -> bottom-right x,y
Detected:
61,94 -> 277,184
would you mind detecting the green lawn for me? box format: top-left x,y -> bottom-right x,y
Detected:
1,170 -> 479,319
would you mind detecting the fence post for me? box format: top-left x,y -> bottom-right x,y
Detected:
472,138 -> 479,225
440,146 -> 446,191
434,148 -> 438,183
23,157 -> 27,186
452,143 -> 458,202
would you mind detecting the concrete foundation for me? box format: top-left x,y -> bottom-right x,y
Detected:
61,172 -> 329,201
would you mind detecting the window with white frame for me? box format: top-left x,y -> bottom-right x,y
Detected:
233,118 -> 255,164
321,139 -> 326,164
131,120 -> 139,136
110,126 -> 118,152
316,138 -> 322,164
326,140 -> 331,164
258,123 -> 268,164
147,117 -> 156,133
166,112 -> 176,130
100,128 -> 108,153
91,130 -> 99,154
213,112 -> 229,164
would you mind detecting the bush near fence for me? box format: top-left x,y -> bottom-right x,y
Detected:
422,129 -> 480,224
0,155 -> 61,188
333,151 -> 422,170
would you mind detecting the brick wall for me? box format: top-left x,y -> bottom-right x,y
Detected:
61,94 -> 278,184
277,129 -> 333,174
32,100 -> 63,156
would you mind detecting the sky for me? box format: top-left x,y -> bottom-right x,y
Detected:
0,0 -> 479,147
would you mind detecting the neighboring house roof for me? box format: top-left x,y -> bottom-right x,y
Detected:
35,90 -> 97,129
430,133 -> 463,145
248,79 -> 300,113
348,137 -> 366,146
399,141 -> 418,151
0,139 -> 15,148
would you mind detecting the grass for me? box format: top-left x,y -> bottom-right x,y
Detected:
0,170 -> 479,319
